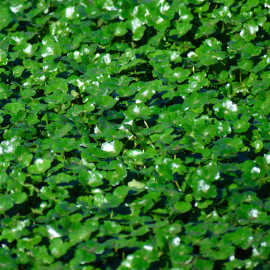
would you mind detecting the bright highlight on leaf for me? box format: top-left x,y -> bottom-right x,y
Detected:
101,142 -> 115,152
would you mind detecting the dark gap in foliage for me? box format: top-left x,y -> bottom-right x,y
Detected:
235,246 -> 253,260
147,91 -> 168,107
33,88 -> 45,99
149,259 -> 170,270
34,126 -> 46,140
20,69 -> 32,80
179,210 -> 199,225
134,26 -> 158,48
122,138 -> 135,152
219,172 -> 238,185
27,32 -> 42,44
24,174 -> 45,190
254,28 -> 270,44
175,148 -> 191,160
167,95 -> 185,108
127,191 -> 148,203
0,71 -> 11,84
134,118 -> 148,129
15,20 -> 31,33
70,94 -> 84,106
58,246 -> 75,263
233,151 -> 251,163
189,152 -> 203,161
214,198 -> 229,216
117,96 -> 136,107
216,21 -> 231,45
9,57 -> 23,67
5,203 -> 30,218
145,114 -> 159,128
192,244 -> 200,255
96,45 -> 107,54
0,28 -> 9,36
103,110 -> 125,124
64,148 -> 81,160
96,247 -> 139,269
101,253 -> 122,270
215,187 -> 228,204
214,260 -> 228,270
209,63 -> 229,78
114,203 -> 132,216
257,184 -> 270,200
57,71 -> 71,79
18,263 -> 33,269
27,23 -> 51,43
173,172 -> 185,184
111,32 -> 133,49
2,114 -> 12,127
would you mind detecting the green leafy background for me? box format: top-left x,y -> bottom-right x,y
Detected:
0,0 -> 270,269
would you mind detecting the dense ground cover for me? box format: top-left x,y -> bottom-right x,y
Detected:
0,0 -> 270,269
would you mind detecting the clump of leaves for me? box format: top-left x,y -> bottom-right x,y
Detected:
1,0 -> 270,269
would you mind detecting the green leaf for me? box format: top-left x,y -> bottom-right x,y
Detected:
0,50 -> 8,66
238,59 -> 254,71
69,220 -> 99,245
170,22 -> 192,38
10,192 -> 27,204
239,21 -> 259,41
189,164 -> 219,200
174,201 -> 192,213
0,249 -> 17,270
27,158 -> 51,174
194,38 -> 227,66
32,245 -> 54,264
95,95 -> 117,109
199,236 -> 235,260
0,195 -> 14,214
0,6 -> 14,31
40,36 -> 61,58
193,258 -> 214,270
49,238 -> 70,259
100,140 -> 123,157
213,137 -> 244,158
128,179 -> 145,189
70,244 -> 96,267
51,137 -> 77,152
79,170 -> 104,187
5,102 -> 25,114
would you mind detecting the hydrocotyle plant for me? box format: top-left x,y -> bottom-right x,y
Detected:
0,0 -> 270,269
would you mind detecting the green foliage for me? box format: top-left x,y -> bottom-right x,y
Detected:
0,0 -> 270,269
